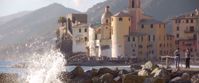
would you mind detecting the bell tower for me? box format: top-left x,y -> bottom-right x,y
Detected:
128,0 -> 142,32
128,0 -> 141,9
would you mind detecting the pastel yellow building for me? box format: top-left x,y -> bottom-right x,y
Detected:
111,12 -> 131,58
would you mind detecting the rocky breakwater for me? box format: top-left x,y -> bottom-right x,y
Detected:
60,61 -> 199,83
0,73 -> 20,83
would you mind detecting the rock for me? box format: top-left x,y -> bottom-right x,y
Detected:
85,68 -> 98,78
114,76 -> 122,83
141,61 -> 156,70
181,73 -> 190,80
191,73 -> 199,83
92,77 -> 101,83
138,69 -> 149,76
122,73 -> 147,83
169,76 -> 182,83
118,69 -> 129,75
130,64 -> 142,70
151,68 -> 170,79
70,66 -> 84,78
97,68 -> 117,77
169,73 -> 191,83
154,78 -> 166,83
99,73 -> 114,83
0,73 -> 19,83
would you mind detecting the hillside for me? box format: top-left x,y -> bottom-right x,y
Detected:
86,0 -> 199,23
0,3 -> 79,45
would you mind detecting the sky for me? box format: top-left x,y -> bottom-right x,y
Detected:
0,0 -> 106,17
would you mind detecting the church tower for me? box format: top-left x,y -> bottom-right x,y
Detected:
128,0 -> 143,32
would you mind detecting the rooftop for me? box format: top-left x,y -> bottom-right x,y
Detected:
113,11 -> 130,17
140,19 -> 164,25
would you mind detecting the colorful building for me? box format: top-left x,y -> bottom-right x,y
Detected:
172,9 -> 199,57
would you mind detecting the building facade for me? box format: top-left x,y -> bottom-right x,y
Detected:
172,9 -> 199,57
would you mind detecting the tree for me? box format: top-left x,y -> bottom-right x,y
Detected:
58,16 -> 67,26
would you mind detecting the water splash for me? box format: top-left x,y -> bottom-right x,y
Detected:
24,50 -> 66,83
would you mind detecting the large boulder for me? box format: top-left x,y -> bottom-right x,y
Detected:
122,73 -> 147,83
169,73 -> 191,83
97,68 -> 117,77
85,68 -> 98,78
69,66 -> 84,78
99,73 -> 115,83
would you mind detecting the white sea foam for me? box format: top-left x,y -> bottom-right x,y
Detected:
23,50 -> 66,83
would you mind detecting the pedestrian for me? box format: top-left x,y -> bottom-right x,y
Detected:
185,49 -> 191,68
174,48 -> 180,69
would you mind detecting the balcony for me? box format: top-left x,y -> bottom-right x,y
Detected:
184,29 -> 195,33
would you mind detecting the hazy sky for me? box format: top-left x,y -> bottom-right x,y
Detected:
0,0 -> 106,17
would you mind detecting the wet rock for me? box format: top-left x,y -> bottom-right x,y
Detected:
69,66 -> 84,78
92,77 -> 101,83
122,73 -> 147,83
169,73 -> 191,83
85,68 -> 98,78
114,76 -> 122,83
118,69 -> 129,75
97,68 -> 117,77
99,73 -> 115,83
0,73 -> 19,83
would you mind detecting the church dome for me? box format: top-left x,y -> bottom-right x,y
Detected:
101,6 -> 112,24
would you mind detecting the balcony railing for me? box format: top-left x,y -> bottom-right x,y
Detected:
184,29 -> 195,33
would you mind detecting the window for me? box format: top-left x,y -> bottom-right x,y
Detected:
186,19 -> 189,23
85,37 -> 88,41
141,36 -> 143,42
190,26 -> 194,32
132,37 -> 135,41
129,18 -> 131,21
106,19 -> 109,23
132,1 -> 134,8
128,37 -> 130,42
79,29 -> 81,33
191,19 -> 194,23
150,24 -> 153,28
177,26 -> 179,31
141,24 -> 144,29
148,35 -> 151,41
119,18 -> 123,21
160,44 -> 162,47
85,28 -> 87,32
95,34 -> 98,40
176,34 -> 179,38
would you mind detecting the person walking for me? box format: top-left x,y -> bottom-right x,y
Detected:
174,48 -> 180,69
185,49 -> 191,68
